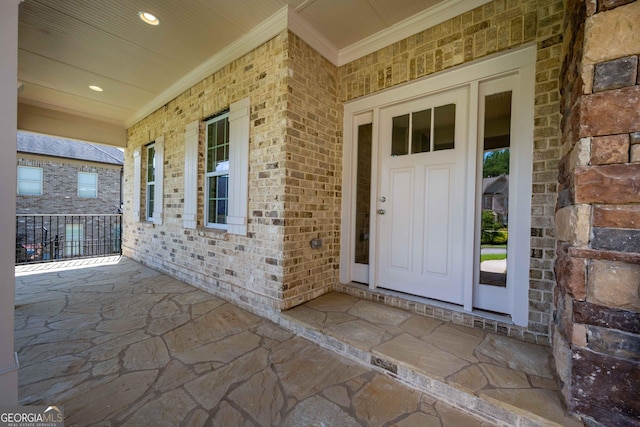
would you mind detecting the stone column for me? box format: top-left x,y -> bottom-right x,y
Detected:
555,1 -> 640,425
0,0 -> 22,405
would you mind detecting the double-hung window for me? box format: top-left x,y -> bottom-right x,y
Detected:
17,166 -> 43,195
183,98 -> 249,234
78,172 -> 98,198
146,143 -> 156,221
205,113 -> 230,228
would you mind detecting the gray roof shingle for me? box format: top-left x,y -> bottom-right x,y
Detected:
17,131 -> 124,165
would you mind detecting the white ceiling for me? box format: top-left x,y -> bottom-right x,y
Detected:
17,0 -> 479,129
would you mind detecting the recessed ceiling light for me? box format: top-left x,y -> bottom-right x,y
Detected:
138,11 -> 160,26
89,85 -> 103,92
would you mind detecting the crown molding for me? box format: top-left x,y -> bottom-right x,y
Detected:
18,98 -> 126,126
127,0 -> 492,127
287,6 -> 339,65
126,6 -> 290,128
337,0 -> 491,66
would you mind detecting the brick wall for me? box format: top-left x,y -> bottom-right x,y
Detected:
124,1 -> 570,343
124,32 -> 343,313
17,155 -> 122,215
281,34 -> 341,307
338,0 -> 565,342
555,0 -> 640,425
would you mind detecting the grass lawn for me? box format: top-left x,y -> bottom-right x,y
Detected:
480,253 -> 507,262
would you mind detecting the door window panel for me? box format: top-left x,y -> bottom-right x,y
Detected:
478,91 -> 512,288
411,109 -> 431,154
355,123 -> 372,265
433,104 -> 456,151
391,114 -> 409,156
392,103 -> 456,156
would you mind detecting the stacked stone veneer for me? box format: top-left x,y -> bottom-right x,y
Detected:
17,155 -> 122,214
339,0 -> 565,343
555,0 -> 640,425
124,32 -> 340,314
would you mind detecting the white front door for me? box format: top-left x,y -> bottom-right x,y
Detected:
341,46 -> 536,325
376,87 -> 469,304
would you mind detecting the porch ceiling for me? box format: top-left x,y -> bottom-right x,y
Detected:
17,0 -> 447,131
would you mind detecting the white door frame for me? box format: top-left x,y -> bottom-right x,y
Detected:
376,87 -> 469,304
340,44 -> 535,326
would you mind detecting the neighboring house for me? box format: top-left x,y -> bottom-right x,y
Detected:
16,131 -> 124,262
482,174 -> 508,222
17,131 -> 124,214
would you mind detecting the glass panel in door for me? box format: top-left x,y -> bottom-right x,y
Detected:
472,76 -> 519,317
352,120 -> 373,284
355,123 -> 372,265
478,92 -> 511,288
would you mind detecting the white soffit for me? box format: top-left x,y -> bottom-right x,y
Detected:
337,0 -> 492,66
126,6 -> 291,127
288,7 -> 339,65
128,0 -> 491,127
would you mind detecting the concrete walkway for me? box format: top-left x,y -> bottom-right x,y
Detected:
15,257 -> 490,426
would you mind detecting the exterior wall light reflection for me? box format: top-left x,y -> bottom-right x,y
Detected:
89,85 -> 103,92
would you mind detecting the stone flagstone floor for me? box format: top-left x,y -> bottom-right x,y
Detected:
15,257 -> 492,426
281,293 -> 583,427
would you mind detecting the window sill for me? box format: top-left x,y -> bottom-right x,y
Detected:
196,226 -> 229,238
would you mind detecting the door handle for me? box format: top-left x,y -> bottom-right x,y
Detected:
377,209 -> 386,215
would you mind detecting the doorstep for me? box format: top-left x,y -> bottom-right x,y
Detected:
279,292 -> 583,427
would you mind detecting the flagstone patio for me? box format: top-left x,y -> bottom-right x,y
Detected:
281,293 -> 583,427
15,257 -> 493,426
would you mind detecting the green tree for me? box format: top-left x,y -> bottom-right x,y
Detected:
483,149 -> 510,178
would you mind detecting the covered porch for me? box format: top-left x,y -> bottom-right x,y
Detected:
16,257 -> 580,426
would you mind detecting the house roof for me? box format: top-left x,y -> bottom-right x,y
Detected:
482,175 -> 509,196
17,131 -> 124,166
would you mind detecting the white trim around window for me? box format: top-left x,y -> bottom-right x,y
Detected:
152,136 -> 164,225
17,165 -> 43,196
204,112 -> 230,229
145,143 -> 156,222
77,172 -> 98,198
227,97 -> 250,236
133,148 -> 141,221
183,121 -> 199,229
187,97 -> 250,235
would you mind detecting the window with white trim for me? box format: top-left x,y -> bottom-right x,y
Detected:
17,166 -> 43,196
78,172 -> 98,198
183,98 -> 249,235
204,113 -> 230,228
146,143 -> 155,221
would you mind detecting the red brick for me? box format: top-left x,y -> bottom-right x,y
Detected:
555,244 -> 587,300
601,0 -> 635,11
593,204 -> 640,229
572,347 -> 640,424
574,164 -> 640,204
590,134 -> 629,164
580,86 -> 640,137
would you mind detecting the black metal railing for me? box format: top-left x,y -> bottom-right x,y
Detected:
16,214 -> 122,265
